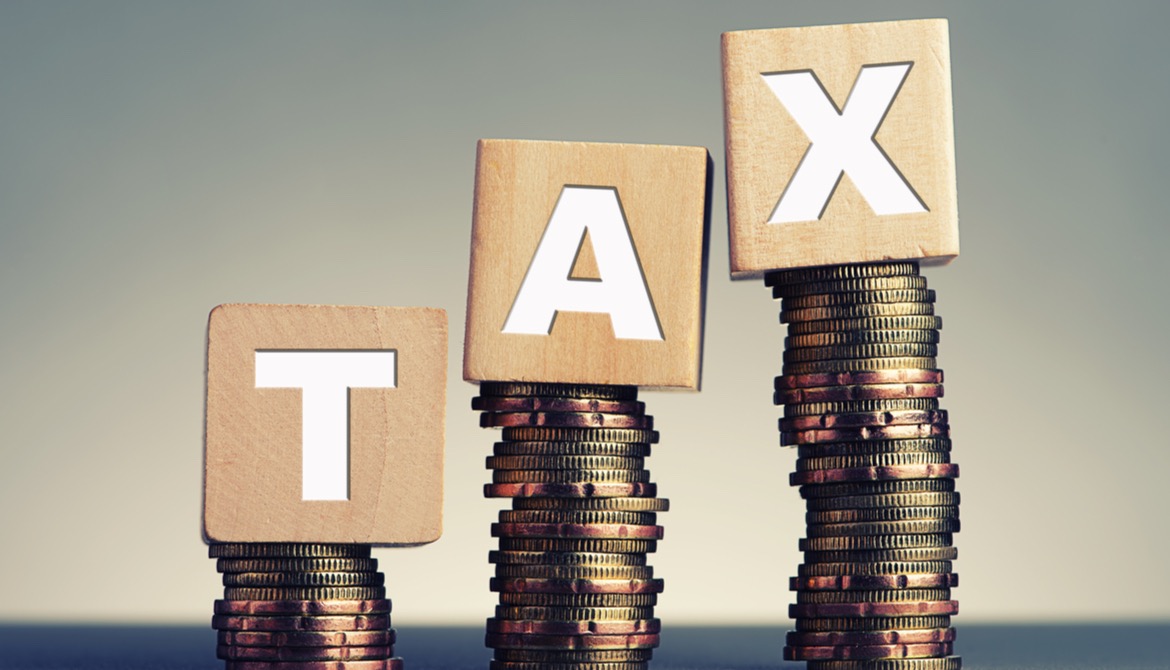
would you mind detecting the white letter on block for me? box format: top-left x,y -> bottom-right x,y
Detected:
255,351 -> 397,501
502,186 -> 662,340
762,63 -> 927,223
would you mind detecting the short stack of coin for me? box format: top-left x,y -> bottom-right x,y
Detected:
209,543 -> 403,670
768,261 -> 961,670
475,381 -> 668,670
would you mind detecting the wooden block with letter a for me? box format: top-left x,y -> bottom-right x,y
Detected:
722,19 -> 959,276
203,303 -> 446,545
464,139 -> 710,389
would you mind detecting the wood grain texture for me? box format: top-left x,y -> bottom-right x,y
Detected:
204,304 -> 446,545
464,139 -> 710,389
723,19 -> 958,277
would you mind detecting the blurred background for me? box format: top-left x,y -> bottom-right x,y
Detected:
1,1 -> 1167,625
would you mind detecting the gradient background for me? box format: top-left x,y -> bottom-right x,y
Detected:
2,1 -> 1167,625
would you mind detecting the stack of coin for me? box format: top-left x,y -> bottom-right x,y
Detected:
768,261 -> 961,670
475,381 -> 668,670
209,543 -> 403,670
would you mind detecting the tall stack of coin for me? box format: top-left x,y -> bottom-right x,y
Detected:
474,381 -> 667,670
768,261 -> 961,670
209,543 -> 403,670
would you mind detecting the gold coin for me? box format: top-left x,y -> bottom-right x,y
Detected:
209,543 -> 371,559
807,507 -> 959,525
797,561 -> 954,577
217,557 -> 378,574
510,497 -> 669,512
499,510 -> 656,526
493,647 -> 654,661
785,398 -> 940,417
799,534 -> 954,552
479,382 -> 638,400
781,303 -> 934,324
496,593 -> 657,607
795,588 -> 951,604
492,469 -> 650,484
796,452 -> 951,472
782,357 -> 938,375
502,427 -> 658,444
490,660 -> 650,670
489,550 -> 647,567
487,455 -> 644,471
786,315 -> 943,335
765,262 -> 919,287
497,538 -> 657,554
794,615 -> 951,632
494,441 -> 652,457
800,478 -> 955,499
223,571 -> 384,588
784,343 -> 938,363
803,490 -> 959,511
807,518 -> 960,538
776,275 -> 928,298
494,564 -> 654,580
802,656 -> 962,670
222,586 -> 386,601
493,605 -> 655,621
787,328 -> 939,348
797,438 -> 952,459
779,288 -> 935,308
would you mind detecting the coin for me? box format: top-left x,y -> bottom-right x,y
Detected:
491,523 -> 664,540
774,276 -> 928,297
224,660 -> 404,670
782,357 -> 939,375
482,412 -> 653,429
797,453 -> 951,473
784,343 -> 939,363
210,544 -> 372,559
496,538 -> 657,554
800,534 -> 954,552
214,600 -> 392,616
799,478 -> 955,499
765,262 -> 920,286
805,657 -> 962,670
489,662 -> 647,670
497,593 -> 658,608
217,558 -> 379,574
491,468 -> 650,484
217,645 -> 393,661
787,326 -> 939,347
784,641 -> 952,661
782,409 -> 948,431
502,427 -> 658,444
777,370 -> 943,390
807,518 -> 961,538
802,490 -> 959,512
490,551 -> 648,567
493,648 -> 654,662
212,614 -> 392,632
479,382 -> 638,400
800,548 -> 959,564
787,628 -> 956,646
794,615 -> 951,633
218,629 -> 396,647
474,396 -> 645,414
499,510 -> 657,526
510,497 -> 668,512
777,383 -> 944,404
495,564 -> 654,580
790,463 -> 958,485
486,632 -> 660,650
786,316 -> 943,336
490,577 -> 665,594
485,482 -> 658,499
222,586 -> 386,601
487,455 -> 645,471
782,303 -> 935,324
784,398 -> 940,417
789,600 -> 959,618
797,438 -> 952,459
223,572 -> 385,588
797,561 -> 954,577
792,573 -> 958,591
486,618 -> 661,635
807,506 -> 959,524
778,289 -> 936,309
796,588 -> 951,604
493,606 -> 657,622
494,441 -> 652,457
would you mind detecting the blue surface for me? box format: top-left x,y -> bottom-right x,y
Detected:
0,625 -> 1167,669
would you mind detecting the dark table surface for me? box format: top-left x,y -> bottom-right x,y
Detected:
1,624 -> 1168,670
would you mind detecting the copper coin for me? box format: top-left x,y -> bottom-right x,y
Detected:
491,522 -> 664,540
493,648 -> 654,662
479,382 -> 638,400
217,644 -> 393,661
799,534 -> 954,552
785,398 -> 939,418
797,452 -> 952,473
485,482 -> 657,498
796,588 -> 951,604
491,469 -> 650,484
223,572 -> 384,588
807,518 -> 960,538
778,370 -> 943,390
777,383 -> 944,404
765,262 -> 920,286
223,586 -> 385,601
782,357 -> 938,375
482,412 -> 653,429
497,593 -> 658,608
212,613 -> 392,632
782,303 -> 935,324
784,642 -> 952,661
786,325 -> 939,346
786,315 -> 943,336
799,478 -> 955,499
801,547 -> 959,564
486,618 -> 661,636
210,544 -> 371,559
224,660 -> 403,670
489,550 -> 648,567
774,275 -> 928,297
495,441 -> 652,457
797,561 -> 954,578
807,506 -> 959,525
474,396 -> 645,414
783,343 -> 938,363
794,615 -> 951,633
782,410 -> 948,431
790,600 -> 959,618
486,632 -> 660,650
496,538 -> 657,554
217,558 -> 379,574
491,577 -> 665,595
489,662 -> 647,670
788,629 -> 955,647
502,427 -> 658,444
779,289 -> 936,309
805,658 -> 962,670
218,629 -> 395,647
797,438 -> 952,459
214,600 -> 391,616
495,564 -> 653,581
791,573 -> 958,591
510,497 -> 669,512
487,455 -> 644,471
499,510 -> 656,527
783,424 -> 949,447
791,463 -> 959,485
494,606 -> 656,622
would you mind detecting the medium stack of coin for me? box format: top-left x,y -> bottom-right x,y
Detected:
209,543 -> 403,670
768,261 -> 961,670
475,381 -> 667,670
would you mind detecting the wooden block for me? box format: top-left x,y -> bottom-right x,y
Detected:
722,19 -> 958,277
204,304 -> 446,545
465,139 -> 710,389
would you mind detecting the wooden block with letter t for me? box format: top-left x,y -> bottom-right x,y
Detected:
722,19 -> 959,277
203,303 -> 446,545
465,139 -> 710,389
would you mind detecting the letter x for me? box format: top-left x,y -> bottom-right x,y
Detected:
762,63 -> 927,224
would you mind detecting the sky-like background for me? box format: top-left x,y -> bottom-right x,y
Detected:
2,1 -> 1168,625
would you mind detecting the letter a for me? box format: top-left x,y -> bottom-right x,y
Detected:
502,186 -> 662,340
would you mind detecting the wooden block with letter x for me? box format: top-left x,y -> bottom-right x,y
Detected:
203,303 -> 446,545
722,19 -> 958,276
464,139 -> 710,389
